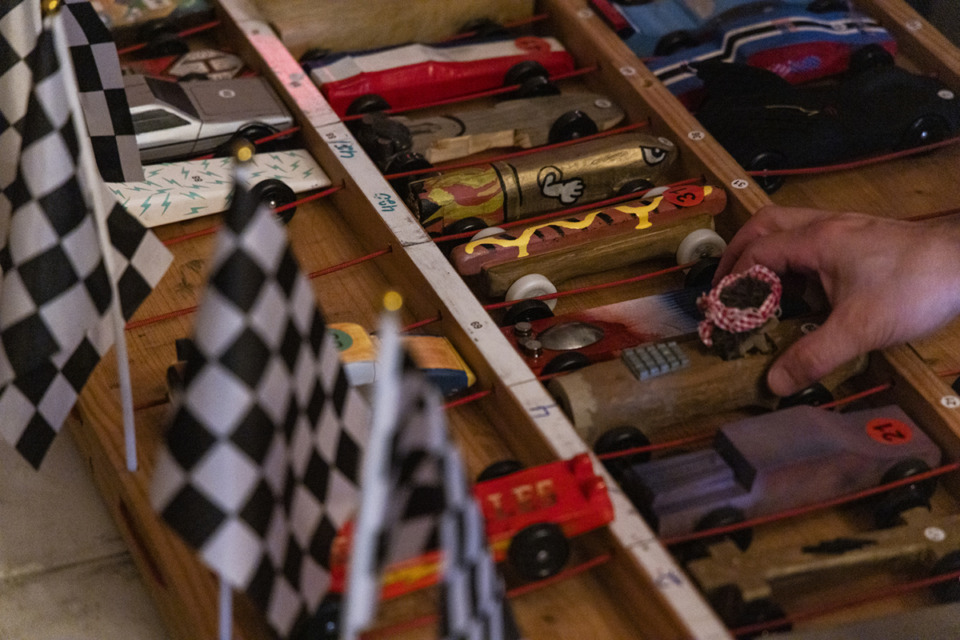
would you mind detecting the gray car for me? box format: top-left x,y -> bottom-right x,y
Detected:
125,74 -> 294,163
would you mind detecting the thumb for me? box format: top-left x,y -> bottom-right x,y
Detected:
766,317 -> 864,397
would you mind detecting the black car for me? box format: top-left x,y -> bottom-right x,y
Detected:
693,61 -> 960,192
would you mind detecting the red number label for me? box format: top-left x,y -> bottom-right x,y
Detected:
866,418 -> 913,445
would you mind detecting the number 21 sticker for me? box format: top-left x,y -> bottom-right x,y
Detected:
866,418 -> 913,445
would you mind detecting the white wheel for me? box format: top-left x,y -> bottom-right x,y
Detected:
676,228 -> 726,264
505,273 -> 558,310
470,226 -> 506,242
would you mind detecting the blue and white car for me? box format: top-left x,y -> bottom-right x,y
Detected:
645,3 -> 896,108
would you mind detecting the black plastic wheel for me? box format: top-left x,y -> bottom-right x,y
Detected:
896,114 -> 951,151
346,94 -> 391,116
236,123 -> 279,148
509,75 -> 561,100
616,178 -> 655,196
299,47 -> 331,64
806,0 -> 851,13
931,551 -> 960,603
457,18 -> 507,39
708,585 -> 790,636
504,60 -> 550,88
507,522 -> 571,581
747,151 -> 787,194
291,595 -> 341,640
477,459 -> 525,482
654,30 -> 698,57
446,216 -> 488,236
848,43 -> 895,73
541,352 -> 592,376
952,374 -> 960,395
548,110 -> 599,144
385,152 -> 434,194
873,458 -> 935,528
351,113 -> 413,169
695,506 -> 753,551
683,257 -> 720,289
593,425 -> 651,479
777,382 -> 833,409
251,179 -> 297,223
501,299 -> 554,326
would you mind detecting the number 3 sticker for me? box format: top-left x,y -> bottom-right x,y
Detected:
866,418 -> 913,445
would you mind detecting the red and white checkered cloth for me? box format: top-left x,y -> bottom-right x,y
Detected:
697,265 -> 782,347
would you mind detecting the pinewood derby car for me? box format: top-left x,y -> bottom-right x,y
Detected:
124,73 -> 294,163
694,61 -> 960,192
309,454 -> 614,635
644,5 -> 896,109
107,149 -> 330,227
615,404 -> 941,542
548,315 -> 867,448
407,132 -> 679,236
303,36 -> 576,117
327,322 -> 476,396
351,91 -> 627,173
589,0 -> 852,57
686,506 -> 960,629
449,183 -> 726,309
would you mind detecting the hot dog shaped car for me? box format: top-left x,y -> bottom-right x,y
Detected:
407,132 -> 678,235
617,404 -> 941,542
304,36 -> 575,116
449,183 -> 726,308
548,316 -> 867,448
351,91 -> 626,173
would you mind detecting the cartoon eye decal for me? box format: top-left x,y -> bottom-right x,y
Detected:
641,146 -> 669,165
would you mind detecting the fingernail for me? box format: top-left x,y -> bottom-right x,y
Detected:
767,365 -> 798,397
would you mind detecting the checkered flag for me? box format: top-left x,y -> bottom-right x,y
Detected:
0,0 -> 170,468
150,169 -> 371,637
62,0 -> 143,182
344,324 -> 519,640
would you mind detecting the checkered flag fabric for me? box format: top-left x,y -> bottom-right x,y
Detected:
0,0 -> 169,468
150,174 -> 370,638
63,0 -> 142,182
348,359 -> 519,640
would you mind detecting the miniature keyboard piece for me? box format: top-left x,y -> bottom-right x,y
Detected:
621,341 -> 690,381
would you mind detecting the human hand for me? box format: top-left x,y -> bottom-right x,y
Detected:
715,205 -> 960,396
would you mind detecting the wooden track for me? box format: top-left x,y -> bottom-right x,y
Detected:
65,1 -> 960,639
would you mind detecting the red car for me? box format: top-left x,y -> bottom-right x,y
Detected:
304,36 -> 576,116
327,453 -> 614,600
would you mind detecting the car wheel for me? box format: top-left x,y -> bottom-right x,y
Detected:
709,586 -> 791,638
507,522 -> 571,581
683,257 -> 720,289
385,151 -> 434,194
510,75 -> 561,100
352,113 -> 413,169
873,458 -> 935,528
299,47 -> 331,64
346,94 -> 391,116
806,0 -> 851,13
777,383 -> 834,409
505,273 -> 558,310
292,595 -> 341,640
931,551 -> 960,603
616,178 -> 655,196
470,226 -> 505,242
896,114 -> 951,151
236,123 -> 280,149
477,459 -> 525,482
541,352 -> 591,376
548,110 -> 599,144
654,30 -> 698,57
747,151 -> 787,194
445,216 -> 488,236
593,425 -> 651,479
676,229 -> 726,265
251,179 -> 297,224
457,18 -> 507,39
848,43 -> 895,73
695,506 -> 753,551
501,299 -> 554,325
504,60 -> 550,87
952,374 -> 960,395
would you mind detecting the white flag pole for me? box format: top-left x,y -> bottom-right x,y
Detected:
342,291 -> 404,640
219,577 -> 233,640
49,3 -> 139,472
